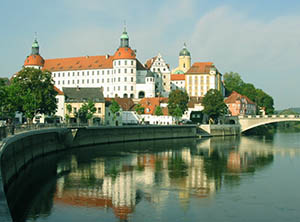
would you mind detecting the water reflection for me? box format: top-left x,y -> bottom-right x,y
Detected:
10,135 -> 300,221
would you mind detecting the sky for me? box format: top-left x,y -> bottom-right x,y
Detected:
1,0 -> 300,110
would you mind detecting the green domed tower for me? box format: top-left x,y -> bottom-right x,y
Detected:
120,26 -> 129,48
31,37 -> 40,55
172,43 -> 191,73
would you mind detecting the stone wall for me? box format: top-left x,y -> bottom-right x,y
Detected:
0,125 -> 197,221
199,124 -> 240,136
0,128 -> 72,222
72,125 -> 196,147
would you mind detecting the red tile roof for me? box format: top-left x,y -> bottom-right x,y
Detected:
139,97 -> 169,115
144,56 -> 157,69
43,55 -> 114,72
24,54 -> 45,67
113,47 -> 136,60
224,91 -> 256,105
54,86 -> 64,95
171,74 -> 185,81
186,62 -> 214,74
105,98 -> 135,111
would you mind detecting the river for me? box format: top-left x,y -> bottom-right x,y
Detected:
10,131 -> 300,222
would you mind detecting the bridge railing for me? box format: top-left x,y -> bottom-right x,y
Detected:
238,114 -> 300,119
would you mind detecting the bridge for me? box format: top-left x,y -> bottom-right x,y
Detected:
237,114 -> 300,133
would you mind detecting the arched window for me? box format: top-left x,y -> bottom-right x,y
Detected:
138,91 -> 145,98
124,93 -> 128,98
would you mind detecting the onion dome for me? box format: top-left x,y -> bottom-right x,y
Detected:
120,26 -> 129,48
24,54 -> 45,66
179,43 -> 191,56
113,47 -> 136,60
24,36 -> 44,67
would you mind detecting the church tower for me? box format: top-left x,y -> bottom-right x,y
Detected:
172,43 -> 191,74
24,36 -> 45,69
120,26 -> 129,48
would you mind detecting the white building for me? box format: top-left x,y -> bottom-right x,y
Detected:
170,74 -> 185,91
23,27 -> 156,99
145,53 -> 171,97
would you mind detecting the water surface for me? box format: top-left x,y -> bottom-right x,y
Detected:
11,132 -> 300,222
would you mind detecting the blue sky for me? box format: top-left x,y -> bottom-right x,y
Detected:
1,0 -> 300,109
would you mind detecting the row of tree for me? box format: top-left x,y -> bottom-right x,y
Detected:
0,68 -> 58,123
224,72 -> 274,114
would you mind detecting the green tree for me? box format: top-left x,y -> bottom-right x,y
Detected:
154,106 -> 163,116
110,99 -> 120,120
0,83 -> 22,120
168,89 -> 189,117
135,104 -> 144,115
223,72 -> 244,93
76,100 -> 96,124
65,104 -> 72,123
256,89 -> 274,114
10,67 -> 57,123
202,89 -> 228,123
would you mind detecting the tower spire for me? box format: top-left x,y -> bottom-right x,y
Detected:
31,33 -> 40,55
120,23 -> 129,48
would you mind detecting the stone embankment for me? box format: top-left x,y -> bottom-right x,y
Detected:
198,124 -> 240,137
0,125 -> 196,221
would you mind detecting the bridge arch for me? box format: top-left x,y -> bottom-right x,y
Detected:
240,117 -> 300,133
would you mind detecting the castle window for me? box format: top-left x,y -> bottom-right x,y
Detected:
107,70 -> 110,74
87,71 -> 89,76
124,77 -> 127,82
62,73 -> 65,77
97,79 -> 99,83
131,86 -> 133,91
124,86 -> 127,90
125,69 -> 127,73
68,80 -> 70,84
118,61 -> 120,65
97,71 -> 99,75
107,87 -> 109,92
72,80 -> 75,84
77,72 -> 79,76
68,72 -> 70,77
82,79 -> 84,84
131,61 -> 133,65
87,79 -> 89,84
102,70 -> 104,75
92,71 -> 94,75
82,71 -> 84,76
118,86 -> 120,91
97,108 -> 101,113
58,81 -> 60,85
118,69 -> 120,73
107,79 -> 109,83
58,73 -> 60,77
118,77 -> 120,82
77,80 -> 79,84
53,73 -> 56,77
62,80 -> 65,84
131,77 -> 133,82
125,60 -> 127,65
102,79 -> 104,83
131,69 -> 133,73
92,79 -> 94,83
73,72 -> 75,76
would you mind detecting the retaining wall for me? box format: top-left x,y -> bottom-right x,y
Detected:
0,125 -> 196,221
199,124 -> 240,136
72,125 -> 197,147
0,128 -> 72,222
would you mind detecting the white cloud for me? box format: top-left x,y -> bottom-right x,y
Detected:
188,6 -> 300,108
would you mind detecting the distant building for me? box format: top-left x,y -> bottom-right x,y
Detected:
63,87 -> 105,124
23,27 -> 156,99
224,91 -> 256,116
172,43 -> 191,74
185,62 -> 224,97
170,74 -> 185,91
145,53 -> 171,97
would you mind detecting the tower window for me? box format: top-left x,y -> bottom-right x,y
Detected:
125,61 -> 127,65
131,77 -> 133,82
131,61 -> 133,65
131,69 -> 133,73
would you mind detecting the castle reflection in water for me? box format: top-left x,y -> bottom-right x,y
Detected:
53,136 -> 276,220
